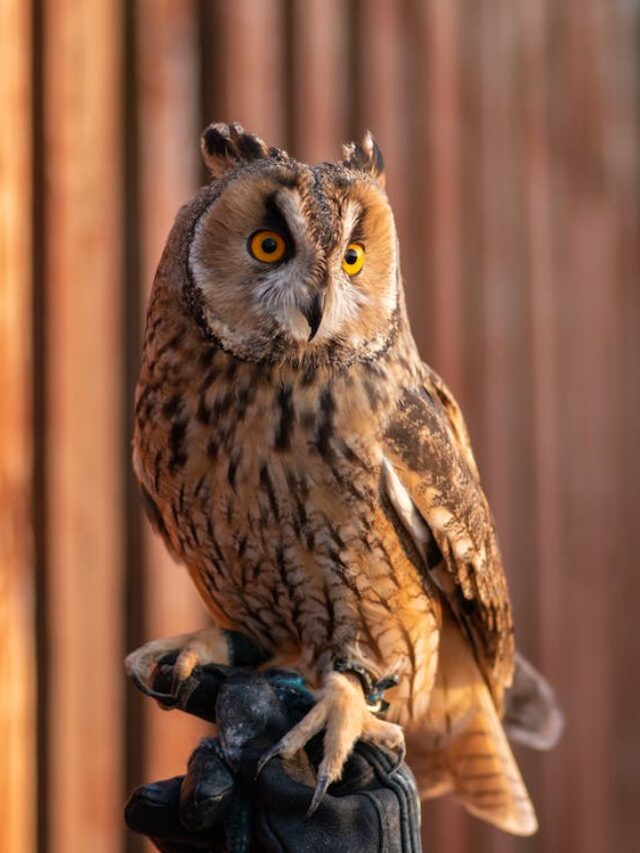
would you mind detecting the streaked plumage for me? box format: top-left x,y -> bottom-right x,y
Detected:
129,123 -> 561,835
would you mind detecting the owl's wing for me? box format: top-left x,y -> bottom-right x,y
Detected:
381,372 -> 514,695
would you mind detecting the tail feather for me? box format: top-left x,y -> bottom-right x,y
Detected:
445,684 -> 538,836
404,610 -> 539,836
503,651 -> 564,750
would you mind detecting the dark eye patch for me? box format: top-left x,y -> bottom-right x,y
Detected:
260,194 -> 295,260
349,208 -> 366,247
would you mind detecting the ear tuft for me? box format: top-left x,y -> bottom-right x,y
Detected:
200,122 -> 287,179
341,130 -> 385,186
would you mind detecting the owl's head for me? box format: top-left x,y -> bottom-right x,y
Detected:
185,122 -> 399,366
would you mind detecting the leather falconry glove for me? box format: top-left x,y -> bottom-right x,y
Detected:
125,659 -> 422,852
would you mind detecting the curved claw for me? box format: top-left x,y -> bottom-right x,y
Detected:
306,772 -> 330,817
126,627 -> 230,706
125,643 -> 181,704
128,664 -> 179,705
257,670 -> 405,815
170,668 -> 182,698
387,737 -> 407,774
255,742 -> 281,780
127,657 -> 200,709
172,672 -> 201,709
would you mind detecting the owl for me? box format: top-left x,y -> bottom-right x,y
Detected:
126,122 -> 561,835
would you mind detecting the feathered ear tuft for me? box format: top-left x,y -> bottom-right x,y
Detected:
341,130 -> 385,187
200,122 -> 287,179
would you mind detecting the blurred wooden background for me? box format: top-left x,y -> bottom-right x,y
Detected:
2,1 -> 639,851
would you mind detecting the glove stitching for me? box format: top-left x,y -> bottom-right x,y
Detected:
360,790 -> 390,853
358,744 -> 421,852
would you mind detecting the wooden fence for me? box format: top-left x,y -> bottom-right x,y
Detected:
1,1 -> 639,851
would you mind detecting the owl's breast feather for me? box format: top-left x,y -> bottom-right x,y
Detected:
135,336 -> 440,713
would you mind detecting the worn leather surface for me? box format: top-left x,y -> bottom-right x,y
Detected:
125,665 -> 422,852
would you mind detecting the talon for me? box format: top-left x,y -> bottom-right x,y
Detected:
389,738 -> 406,773
255,743 -> 281,779
170,668 -> 191,700
306,772 -> 330,817
142,683 -> 180,706
129,668 -> 178,704
125,648 -> 176,702
253,670 -> 405,812
174,673 -> 200,709
125,627 -> 230,703
170,672 -> 182,698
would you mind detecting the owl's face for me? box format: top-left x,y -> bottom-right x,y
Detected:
186,123 -> 399,366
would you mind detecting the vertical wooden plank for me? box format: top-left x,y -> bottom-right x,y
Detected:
474,3 -> 533,851
44,3 -> 125,851
135,0 -> 211,789
213,0 -> 286,148
290,0 -> 347,163
359,0 -> 416,332
551,4 -> 615,850
0,1 -> 35,851
478,0 -> 521,573
406,0 -> 431,339
478,0 -> 532,620
422,0 -> 464,392
413,1 -> 469,849
608,6 -> 640,851
457,0 -> 487,462
519,2 -> 565,849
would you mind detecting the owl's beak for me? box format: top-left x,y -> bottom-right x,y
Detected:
302,292 -> 325,341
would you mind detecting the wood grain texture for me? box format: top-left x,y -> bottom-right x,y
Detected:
520,2 -> 565,849
212,0 -> 286,149
43,2 -> 124,851
551,5 -> 615,850
606,10 -> 640,853
0,1 -> 35,851
415,2 -> 470,846
358,0 -> 416,326
290,0 -> 348,164
5,0 -> 637,849
134,0 -> 211,795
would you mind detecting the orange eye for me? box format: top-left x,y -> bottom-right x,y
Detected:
249,230 -> 286,263
342,242 -> 365,276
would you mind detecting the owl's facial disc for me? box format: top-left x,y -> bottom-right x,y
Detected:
188,162 -> 398,364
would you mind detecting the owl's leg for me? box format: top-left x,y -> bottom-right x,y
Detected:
125,626 -> 230,700
257,669 -> 405,814
125,626 -> 269,702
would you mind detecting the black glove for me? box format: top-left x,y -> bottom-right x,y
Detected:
125,660 -> 422,852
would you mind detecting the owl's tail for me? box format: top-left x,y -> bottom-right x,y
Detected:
447,685 -> 537,835
405,612 -> 540,835
408,679 -> 538,836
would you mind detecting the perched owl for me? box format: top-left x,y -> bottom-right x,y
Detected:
127,123 -> 562,835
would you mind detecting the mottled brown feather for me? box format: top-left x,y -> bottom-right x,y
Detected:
382,377 -> 515,697
131,124 -> 542,834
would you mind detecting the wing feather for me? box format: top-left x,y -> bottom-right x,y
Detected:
382,372 -> 514,693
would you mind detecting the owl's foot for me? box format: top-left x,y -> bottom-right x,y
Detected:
256,670 -> 405,815
125,626 -> 229,704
